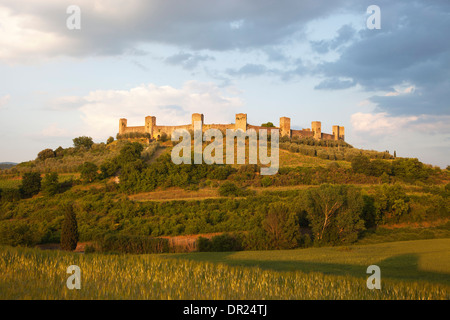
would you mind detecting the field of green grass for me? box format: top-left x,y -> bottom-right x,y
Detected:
0,239 -> 448,299
168,238 -> 450,286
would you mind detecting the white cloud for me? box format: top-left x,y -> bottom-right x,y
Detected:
0,5 -> 73,64
351,112 -> 450,136
384,86 -> 415,97
351,112 -> 418,135
0,94 -> 11,108
41,123 -> 70,137
73,81 -> 243,139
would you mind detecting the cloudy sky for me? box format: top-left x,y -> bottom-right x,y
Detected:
0,0 -> 449,167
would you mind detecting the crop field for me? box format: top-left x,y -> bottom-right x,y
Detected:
0,239 -> 448,300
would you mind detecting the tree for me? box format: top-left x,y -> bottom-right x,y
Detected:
79,162 -> 98,183
219,181 -> 243,197
73,136 -> 94,149
60,203 -> 79,251
159,132 -> 169,142
263,203 -> 300,249
55,146 -> 65,158
261,122 -> 275,127
41,172 -> 59,196
373,184 -> 410,223
20,172 -> 42,198
106,136 -> 114,145
37,148 -> 55,161
306,184 -> 365,245
351,155 -> 371,174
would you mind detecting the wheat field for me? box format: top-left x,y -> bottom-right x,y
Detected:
0,245 -> 448,300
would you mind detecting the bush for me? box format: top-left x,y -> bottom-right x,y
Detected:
116,132 -> 150,140
219,181 -> 247,197
97,234 -> 169,254
41,172 -> 59,196
261,176 -> 273,187
197,234 -> 243,252
20,172 -> 42,198
0,188 -> 22,202
373,184 -> 410,223
37,149 -> 55,161
73,136 -> 94,150
60,204 -> 79,251
196,236 -> 212,252
159,132 -> 169,142
0,220 -> 42,247
262,203 -> 300,249
305,184 -> 365,245
79,162 -> 98,183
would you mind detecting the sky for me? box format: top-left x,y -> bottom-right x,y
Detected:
0,0 -> 449,167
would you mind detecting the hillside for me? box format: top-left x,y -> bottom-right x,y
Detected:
0,134 -> 448,255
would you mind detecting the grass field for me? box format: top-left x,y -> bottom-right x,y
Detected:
168,239 -> 450,286
0,239 -> 448,299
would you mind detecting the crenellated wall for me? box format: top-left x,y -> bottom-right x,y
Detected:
118,114 -> 345,141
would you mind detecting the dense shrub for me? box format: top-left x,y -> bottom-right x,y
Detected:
116,132 -> 150,140
41,172 -> 59,196
0,188 -> 22,202
37,148 -> 55,161
97,234 -> 169,254
305,184 -> 365,245
218,181 -> 252,197
197,233 -> 243,252
20,172 -> 42,198
373,184 -> 410,223
79,162 -> 99,183
73,136 -> 94,150
0,220 -> 42,247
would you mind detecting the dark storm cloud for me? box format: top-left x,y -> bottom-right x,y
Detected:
313,0 -> 450,116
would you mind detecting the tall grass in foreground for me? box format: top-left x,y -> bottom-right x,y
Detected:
0,245 -> 448,300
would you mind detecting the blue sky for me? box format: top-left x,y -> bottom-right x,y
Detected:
0,0 -> 449,167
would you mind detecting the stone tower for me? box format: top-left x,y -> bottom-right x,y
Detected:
311,121 -> 322,140
235,113 -> 247,132
332,125 -> 340,141
280,117 -> 291,138
119,118 -> 127,134
192,113 -> 204,131
339,126 -> 345,140
145,116 -> 156,137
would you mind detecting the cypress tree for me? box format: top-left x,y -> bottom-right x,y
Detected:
60,204 -> 79,251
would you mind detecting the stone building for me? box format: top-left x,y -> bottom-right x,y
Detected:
119,113 -> 345,141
